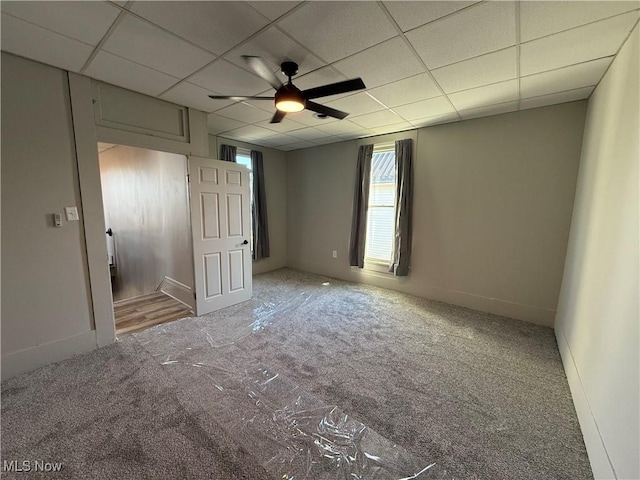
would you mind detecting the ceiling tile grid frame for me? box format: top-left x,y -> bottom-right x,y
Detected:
1,1 -> 638,150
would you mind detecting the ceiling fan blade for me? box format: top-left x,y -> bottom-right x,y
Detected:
243,56 -> 283,91
302,78 -> 366,100
270,110 -> 287,123
208,95 -> 274,100
305,101 -> 349,120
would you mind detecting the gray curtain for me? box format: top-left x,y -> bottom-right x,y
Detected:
349,144 -> 374,268
220,144 -> 237,162
251,150 -> 269,260
389,139 -> 413,276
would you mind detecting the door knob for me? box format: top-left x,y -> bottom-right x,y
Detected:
242,240 -> 249,245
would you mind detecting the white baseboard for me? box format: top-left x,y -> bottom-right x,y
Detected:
1,330 -> 98,381
291,260 -> 556,327
555,326 -> 615,479
158,276 -> 194,310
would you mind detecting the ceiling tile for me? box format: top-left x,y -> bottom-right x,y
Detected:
207,114 -> 247,134
350,109 -> 406,129
383,1 -> 479,33
215,102 -> 274,123
406,1 -> 516,68
338,130 -> 375,140
130,1 -> 269,55
325,93 -> 386,117
521,1 -> 640,42
189,59 -> 269,95
160,82 -> 233,112
223,124 -> 279,141
103,14 -> 216,78
1,1 -> 120,45
368,73 -> 441,107
410,112 -> 459,128
521,57 -> 613,99
520,11 -> 639,75
256,133 -> 304,146
278,1 -> 397,63
283,140 -> 318,149
393,96 -> 455,121
520,87 -> 594,111
314,120 -> 366,136
255,117 -> 307,133
333,37 -> 424,89
224,26 -> 324,77
1,13 -> 93,72
84,51 -> 180,97
284,108 -> 344,126
431,48 -> 517,93
370,122 -> 414,135
247,1 -> 301,21
287,127 -> 328,141
291,67 -> 353,100
459,101 -> 519,120
448,80 -> 518,111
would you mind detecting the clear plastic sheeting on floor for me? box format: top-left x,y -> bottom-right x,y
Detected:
135,301 -> 444,480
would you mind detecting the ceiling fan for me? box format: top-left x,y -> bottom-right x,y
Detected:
208,56 -> 366,123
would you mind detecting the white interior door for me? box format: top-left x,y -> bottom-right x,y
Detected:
188,156 -> 252,316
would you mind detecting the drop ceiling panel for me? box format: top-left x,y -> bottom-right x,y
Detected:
103,14 -> 216,78
459,101 -> 519,120
520,87 -> 594,111
521,57 -> 613,99
278,1 -> 397,63
521,1 -> 640,42
215,102 -> 274,123
223,26 -> 324,77
255,118 -> 308,133
160,82 -> 233,112
130,1 -> 269,55
432,48 -> 517,93
383,1 -> 479,33
410,112 -> 459,128
370,122 -> 414,135
448,80 -> 518,111
368,73 -> 442,107
223,124 -> 279,141
291,67 -> 350,97
325,93 -> 386,117
85,51 -> 180,97
314,120 -> 367,136
287,127 -> 329,141
246,2 -> 302,21
284,108 -> 345,127
406,1 -> 516,68
350,109 -> 406,129
207,114 -> 247,135
393,96 -> 455,121
0,1 -> 120,45
333,37 -> 424,90
189,59 -> 269,95
281,141 -> 318,151
1,13 -> 94,73
520,11 -> 639,75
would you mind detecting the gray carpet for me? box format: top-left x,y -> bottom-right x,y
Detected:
1,268 -> 593,479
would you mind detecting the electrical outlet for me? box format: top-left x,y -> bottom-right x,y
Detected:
332,250 -> 337,258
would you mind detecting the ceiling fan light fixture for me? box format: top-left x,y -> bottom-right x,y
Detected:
275,99 -> 305,112
275,86 -> 304,113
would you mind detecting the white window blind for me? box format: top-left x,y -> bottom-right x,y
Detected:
365,146 -> 396,263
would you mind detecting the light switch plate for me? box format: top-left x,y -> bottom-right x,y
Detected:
65,206 -> 79,221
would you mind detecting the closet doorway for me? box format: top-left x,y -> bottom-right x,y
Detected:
98,143 -> 195,336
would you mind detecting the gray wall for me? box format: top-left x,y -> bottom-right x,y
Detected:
555,25 -> 639,480
286,102 -> 587,326
208,135 -> 287,275
1,53 -> 94,357
99,145 -> 193,302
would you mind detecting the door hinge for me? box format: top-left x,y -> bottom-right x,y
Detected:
186,173 -> 191,182
193,291 -> 196,299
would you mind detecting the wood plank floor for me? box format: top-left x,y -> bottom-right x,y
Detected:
114,292 -> 193,336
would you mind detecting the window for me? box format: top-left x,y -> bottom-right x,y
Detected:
235,149 -> 254,250
365,144 -> 396,265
